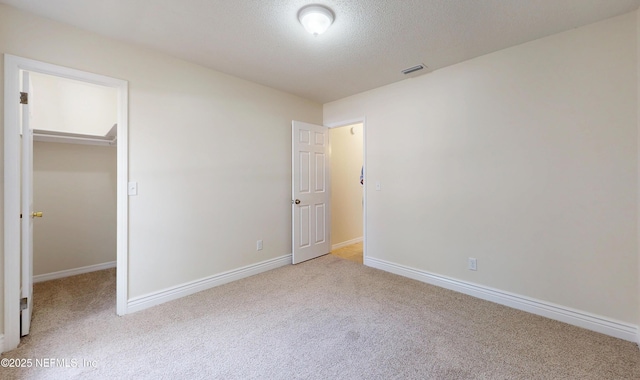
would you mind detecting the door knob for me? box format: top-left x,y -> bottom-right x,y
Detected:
32,211 -> 43,218
294,199 -> 301,205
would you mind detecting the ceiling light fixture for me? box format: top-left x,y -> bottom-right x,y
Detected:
298,5 -> 334,36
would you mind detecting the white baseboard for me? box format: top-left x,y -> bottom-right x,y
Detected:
365,256 -> 638,342
331,237 -> 363,251
127,254 -> 292,314
33,261 -> 117,283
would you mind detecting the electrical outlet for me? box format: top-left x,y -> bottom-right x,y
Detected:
468,258 -> 477,271
256,240 -> 263,251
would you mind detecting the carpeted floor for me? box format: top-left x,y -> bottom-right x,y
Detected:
2,254 -> 639,379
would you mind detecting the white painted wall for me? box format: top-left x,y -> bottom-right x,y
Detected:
0,3 -> 322,335
330,123 -> 363,247
325,13 -> 638,324
33,142 -> 116,276
30,72 -> 117,136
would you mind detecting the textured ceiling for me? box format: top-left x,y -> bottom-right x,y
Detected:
2,0 -> 640,103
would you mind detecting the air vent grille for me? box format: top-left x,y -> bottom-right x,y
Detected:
401,64 -> 426,75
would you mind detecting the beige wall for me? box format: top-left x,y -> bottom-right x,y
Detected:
30,72 -> 118,136
325,13 -> 638,324
330,123 -> 363,246
0,4 -> 322,335
33,142 -> 116,276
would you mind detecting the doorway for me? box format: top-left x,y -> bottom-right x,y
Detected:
30,71 -> 118,283
3,55 -> 129,352
329,122 -> 364,264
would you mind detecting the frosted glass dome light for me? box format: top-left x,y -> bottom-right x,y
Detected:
298,5 -> 334,36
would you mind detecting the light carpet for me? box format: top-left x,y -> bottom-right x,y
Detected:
1,255 -> 639,379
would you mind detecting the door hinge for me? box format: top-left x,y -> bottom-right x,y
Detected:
20,92 -> 28,105
20,297 -> 28,310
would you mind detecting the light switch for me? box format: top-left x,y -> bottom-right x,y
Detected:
128,181 -> 138,196
375,181 -> 381,191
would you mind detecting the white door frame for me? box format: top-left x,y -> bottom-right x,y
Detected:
325,117 -> 367,263
3,54 -> 129,351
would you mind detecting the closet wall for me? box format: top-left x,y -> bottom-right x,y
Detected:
29,71 -> 117,136
33,142 -> 116,277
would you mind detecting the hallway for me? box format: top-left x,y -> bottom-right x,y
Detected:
330,242 -> 363,264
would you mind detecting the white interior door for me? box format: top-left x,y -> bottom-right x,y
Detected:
21,71 -> 34,336
292,120 -> 330,264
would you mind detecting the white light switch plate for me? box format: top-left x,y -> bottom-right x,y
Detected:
128,181 -> 138,196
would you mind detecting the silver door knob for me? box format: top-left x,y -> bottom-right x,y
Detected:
294,199 -> 301,205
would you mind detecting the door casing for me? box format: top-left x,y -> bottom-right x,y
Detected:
3,54 -> 129,352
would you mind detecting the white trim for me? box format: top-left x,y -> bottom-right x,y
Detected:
0,334 -> 4,353
33,261 -> 117,283
365,256 -> 638,342
325,118 -> 366,129
4,54 -> 21,353
331,237 -> 363,251
4,54 -> 129,352
115,63 -> 129,317
127,254 -> 292,313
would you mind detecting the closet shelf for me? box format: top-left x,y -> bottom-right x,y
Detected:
33,124 -> 117,147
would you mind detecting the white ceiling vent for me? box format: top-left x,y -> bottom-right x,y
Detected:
401,64 -> 427,75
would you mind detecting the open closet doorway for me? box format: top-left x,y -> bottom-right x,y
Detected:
30,71 -> 118,280
3,54 -> 128,351
329,122 -> 364,264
